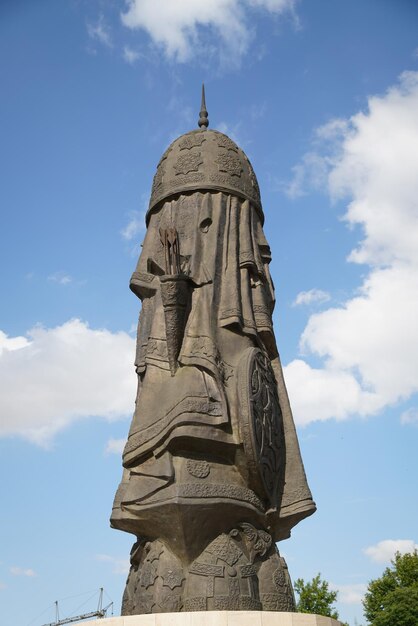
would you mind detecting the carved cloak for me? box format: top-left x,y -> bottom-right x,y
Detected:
112,191 -> 315,544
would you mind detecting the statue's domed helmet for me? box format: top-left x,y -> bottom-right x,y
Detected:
147,86 -> 263,224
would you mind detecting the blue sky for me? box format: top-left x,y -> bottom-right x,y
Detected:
1,1 -> 418,624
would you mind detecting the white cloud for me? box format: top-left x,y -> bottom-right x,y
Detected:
10,567 -> 36,577
123,45 -> 141,64
400,407 -> 418,425
248,0 -> 295,10
292,288 -> 330,307
330,583 -> 366,605
87,14 -> 113,48
96,554 -> 130,575
0,331 -> 30,355
329,77 -> 418,269
300,265 -> 418,405
48,271 -> 73,285
120,0 -> 296,64
121,211 -> 146,241
364,539 -> 418,564
284,360 -> 380,426
0,320 -> 136,446
284,71 -> 418,425
284,151 -> 331,198
105,438 -> 126,455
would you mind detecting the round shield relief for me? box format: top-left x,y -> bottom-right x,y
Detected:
237,348 -> 284,509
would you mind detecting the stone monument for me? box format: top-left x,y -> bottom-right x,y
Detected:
111,86 -> 316,616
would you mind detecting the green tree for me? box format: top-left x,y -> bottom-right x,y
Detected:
363,550 -> 418,626
294,573 -> 341,620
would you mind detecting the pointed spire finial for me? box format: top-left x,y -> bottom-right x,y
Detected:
198,83 -> 209,130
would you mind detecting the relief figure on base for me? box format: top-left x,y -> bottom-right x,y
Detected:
111,89 -> 316,614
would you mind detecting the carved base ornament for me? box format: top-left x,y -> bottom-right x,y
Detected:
122,525 -> 295,615
111,87 -> 316,614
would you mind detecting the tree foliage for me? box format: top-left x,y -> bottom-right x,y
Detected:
294,573 -> 340,620
363,550 -> 418,626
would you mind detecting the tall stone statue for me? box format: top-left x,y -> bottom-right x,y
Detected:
111,87 -> 316,615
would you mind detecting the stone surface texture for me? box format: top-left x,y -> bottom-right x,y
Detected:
111,105 -> 316,615
82,612 -> 344,626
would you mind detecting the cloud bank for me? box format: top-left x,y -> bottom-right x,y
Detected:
0,320 -> 136,446
284,71 -> 418,425
331,583 -> 367,605
364,539 -> 418,564
121,0 -> 296,63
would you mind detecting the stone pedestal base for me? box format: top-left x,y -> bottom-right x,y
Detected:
83,612 -> 344,626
